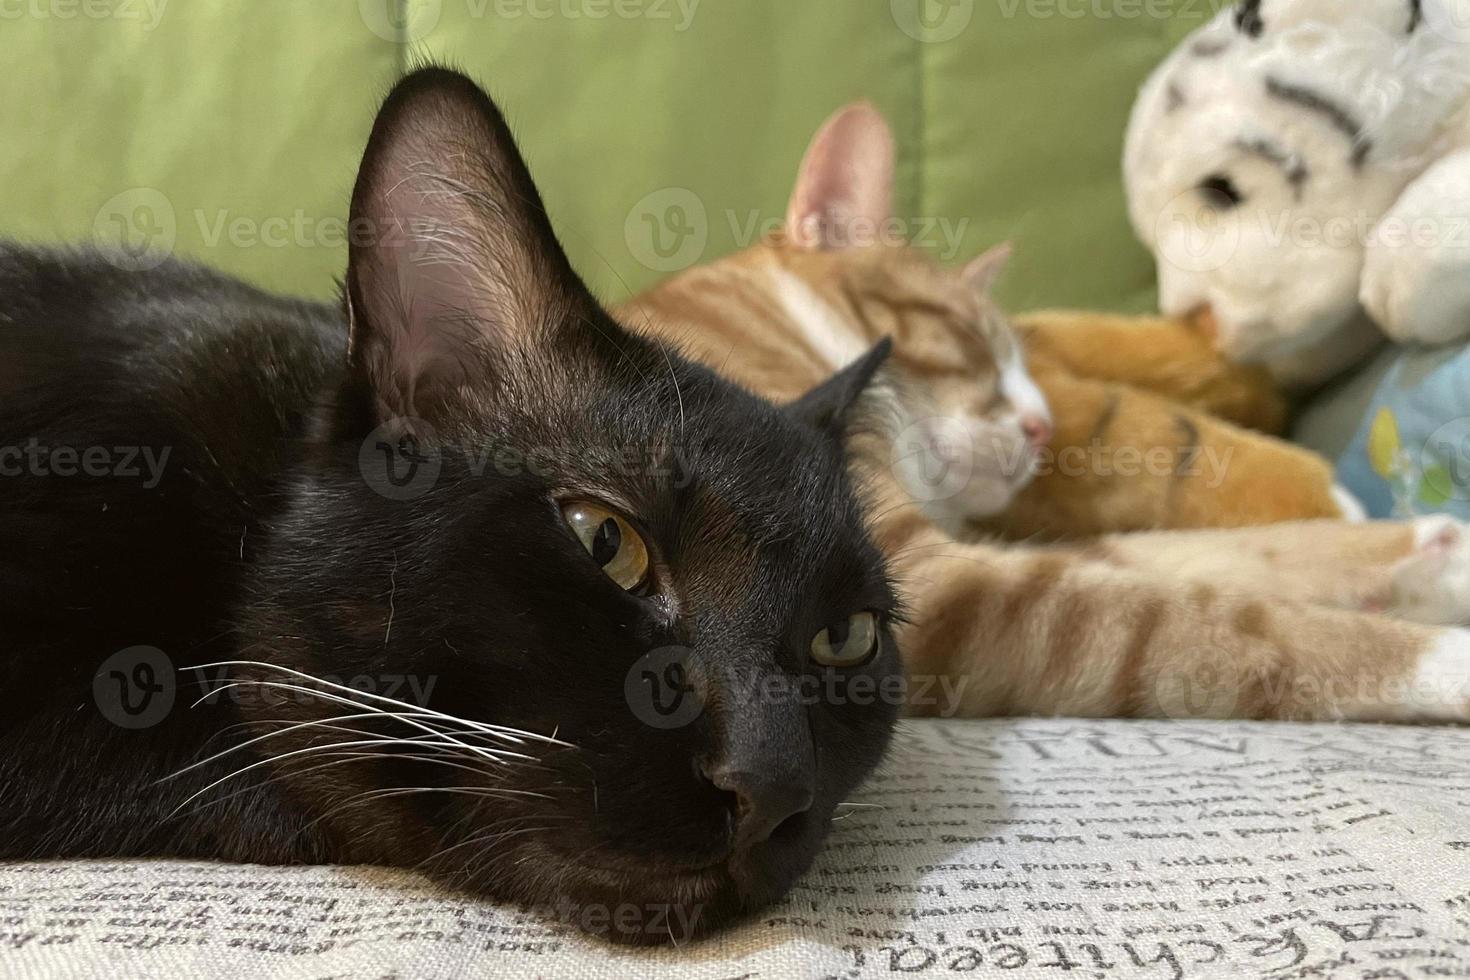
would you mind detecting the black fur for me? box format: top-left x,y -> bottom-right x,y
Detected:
0,69 -> 900,944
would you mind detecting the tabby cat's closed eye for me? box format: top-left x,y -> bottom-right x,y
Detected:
810,611 -> 880,667
562,500 -> 651,592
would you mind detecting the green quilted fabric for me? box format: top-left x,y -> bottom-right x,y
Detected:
0,0 -> 1187,312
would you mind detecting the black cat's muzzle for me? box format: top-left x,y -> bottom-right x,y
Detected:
542,795 -> 836,947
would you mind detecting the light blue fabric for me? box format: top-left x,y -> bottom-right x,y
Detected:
1335,345 -> 1470,519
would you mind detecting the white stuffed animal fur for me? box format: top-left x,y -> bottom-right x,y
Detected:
1126,0 -> 1470,387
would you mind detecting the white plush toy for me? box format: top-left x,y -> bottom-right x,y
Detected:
1126,0 -> 1470,387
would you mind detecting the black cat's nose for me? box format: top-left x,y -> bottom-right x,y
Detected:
704,764 -> 814,848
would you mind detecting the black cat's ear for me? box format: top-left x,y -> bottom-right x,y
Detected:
786,338 -> 893,437
344,67 -> 596,420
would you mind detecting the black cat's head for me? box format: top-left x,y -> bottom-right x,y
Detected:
234,69 -> 900,943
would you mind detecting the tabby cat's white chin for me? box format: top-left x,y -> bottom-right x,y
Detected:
889,412 -> 1039,535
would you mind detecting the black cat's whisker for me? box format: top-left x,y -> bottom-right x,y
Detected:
206,711 -> 554,760
188,681 -> 541,764
205,718 -> 542,776
300,786 -> 554,836
418,819 -> 562,878
167,731 -> 557,821
831,801 -> 886,823
165,695 -> 535,786
191,660 -> 575,748
165,736 -> 475,818
167,747 -> 516,821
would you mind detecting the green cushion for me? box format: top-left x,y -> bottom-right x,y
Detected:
0,1 -> 1180,311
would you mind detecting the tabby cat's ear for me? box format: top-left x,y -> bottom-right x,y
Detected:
344,68 -> 596,420
785,102 -> 895,251
963,242 -> 1013,295
786,338 -> 893,437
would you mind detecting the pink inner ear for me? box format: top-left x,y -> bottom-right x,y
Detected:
786,102 -> 896,251
963,242 -> 1014,295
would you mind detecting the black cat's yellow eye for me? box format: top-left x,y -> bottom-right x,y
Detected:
561,501 -> 650,592
811,612 -> 880,668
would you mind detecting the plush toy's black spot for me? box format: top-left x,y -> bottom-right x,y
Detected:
1409,0 -> 1423,32
1235,0 -> 1264,37
1199,174 -> 1245,210
1166,82 -> 1186,112
1264,76 -> 1373,169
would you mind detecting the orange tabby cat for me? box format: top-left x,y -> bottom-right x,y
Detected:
620,104 -> 1470,722
629,106 -> 1354,542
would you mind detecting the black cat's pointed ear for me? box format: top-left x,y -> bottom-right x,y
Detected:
344,67 -> 598,420
786,338 -> 893,436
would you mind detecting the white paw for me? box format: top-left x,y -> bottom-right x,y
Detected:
1391,516 -> 1470,626
1331,484 -> 1368,523
1407,629 -> 1470,723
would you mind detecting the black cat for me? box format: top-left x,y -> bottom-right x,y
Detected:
0,69 -> 901,943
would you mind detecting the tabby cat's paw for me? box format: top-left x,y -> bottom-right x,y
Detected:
1390,517 -> 1470,626
1408,629 -> 1470,722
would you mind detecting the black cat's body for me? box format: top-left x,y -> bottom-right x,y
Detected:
0,69 -> 901,944
0,246 -> 345,861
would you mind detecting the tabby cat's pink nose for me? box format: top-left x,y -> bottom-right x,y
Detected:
1021,415 -> 1053,449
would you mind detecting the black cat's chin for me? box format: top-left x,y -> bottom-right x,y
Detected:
438,807 -> 828,946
